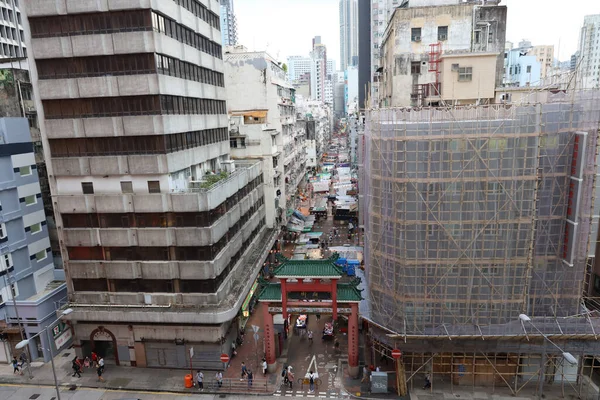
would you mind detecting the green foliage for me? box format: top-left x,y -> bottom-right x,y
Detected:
199,171 -> 229,189
282,63 -> 288,73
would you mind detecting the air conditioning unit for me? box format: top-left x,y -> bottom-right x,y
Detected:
451,63 -> 460,72
25,106 -> 35,113
414,36 -> 421,42
439,34 -> 447,41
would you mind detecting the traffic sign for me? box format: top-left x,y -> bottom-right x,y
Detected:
391,349 -> 402,359
220,353 -> 230,363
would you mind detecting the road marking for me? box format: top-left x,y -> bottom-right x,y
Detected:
274,394 -> 281,397
285,394 -> 293,397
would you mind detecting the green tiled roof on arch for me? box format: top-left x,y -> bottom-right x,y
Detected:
257,282 -> 363,303
272,255 -> 343,279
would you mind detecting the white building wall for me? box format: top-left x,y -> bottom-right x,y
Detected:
347,66 -> 359,113
578,14 -> 600,89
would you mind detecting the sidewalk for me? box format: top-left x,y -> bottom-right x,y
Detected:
0,346 -> 278,395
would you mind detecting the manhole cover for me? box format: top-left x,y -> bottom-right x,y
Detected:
61,353 -> 71,358
29,395 -> 40,400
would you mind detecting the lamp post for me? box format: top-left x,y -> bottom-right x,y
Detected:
15,308 -> 73,400
518,314 -> 577,365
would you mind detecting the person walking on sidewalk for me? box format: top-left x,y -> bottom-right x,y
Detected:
91,351 -> 98,367
96,363 -> 105,382
72,357 -> 82,378
215,371 -> 223,388
196,370 -> 204,390
423,372 -> 432,389
12,356 -> 20,374
262,358 -> 267,376
247,369 -> 253,387
19,352 -> 27,371
282,365 -> 288,384
287,369 -> 294,390
241,361 -> 248,381
308,370 -> 316,393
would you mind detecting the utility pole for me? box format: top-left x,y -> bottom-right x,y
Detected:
4,272 -> 32,379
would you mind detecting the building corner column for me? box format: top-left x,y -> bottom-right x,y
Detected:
331,279 -> 338,320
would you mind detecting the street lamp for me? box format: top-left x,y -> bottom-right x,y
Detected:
518,314 -> 577,365
16,308 -> 74,400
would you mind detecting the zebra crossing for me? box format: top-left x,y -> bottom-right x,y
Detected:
274,389 -> 349,398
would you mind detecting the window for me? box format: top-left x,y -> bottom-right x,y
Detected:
411,61 -> 421,75
81,182 -> 94,194
411,28 -> 421,42
438,26 -> 448,41
19,166 -> 31,176
458,67 -> 473,81
26,114 -> 37,128
488,30 -> 494,43
29,223 -> 42,234
34,250 -> 47,261
148,181 -> 161,193
1,254 -> 12,271
0,223 -> 6,240
10,283 -> 17,298
24,195 -> 36,206
120,181 -> 133,193
474,30 -> 481,44
526,65 -> 532,73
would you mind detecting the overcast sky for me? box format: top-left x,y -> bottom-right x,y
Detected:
233,0 -> 599,68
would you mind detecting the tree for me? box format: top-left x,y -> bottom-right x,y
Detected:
282,63 -> 288,73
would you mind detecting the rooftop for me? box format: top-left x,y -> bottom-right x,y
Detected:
258,282 -> 362,303
273,255 -> 343,278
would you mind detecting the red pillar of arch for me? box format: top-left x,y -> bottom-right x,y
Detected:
331,279 -> 338,320
281,279 -> 288,320
348,303 -> 359,372
263,302 -> 277,371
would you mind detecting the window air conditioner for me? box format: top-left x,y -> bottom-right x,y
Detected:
414,36 -> 421,42
439,34 -> 447,41
451,64 -> 460,72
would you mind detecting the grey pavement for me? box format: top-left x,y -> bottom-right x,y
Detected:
0,384 -> 314,399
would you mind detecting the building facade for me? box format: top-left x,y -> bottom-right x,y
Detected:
503,44 -> 542,87
25,0 -> 275,369
380,0 -> 507,107
0,0 -> 26,59
361,92 -> 600,395
219,0 -> 237,46
224,47 -> 303,228
0,117 -> 68,364
287,55 -> 311,82
310,36 -> 327,103
339,0 -> 358,71
577,14 -> 600,89
529,45 -> 554,80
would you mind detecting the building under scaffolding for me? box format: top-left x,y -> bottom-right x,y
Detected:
360,90 -> 600,397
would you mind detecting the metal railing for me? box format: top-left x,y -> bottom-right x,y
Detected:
202,377 -> 275,393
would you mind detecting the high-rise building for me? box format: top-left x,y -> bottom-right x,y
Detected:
287,56 -> 312,82
310,36 -> 327,103
219,0 -> 237,46
0,117 -> 68,363
25,0 -> 274,369
339,0 -> 358,71
370,0 -> 400,108
358,0 -> 371,109
361,92 -> 600,396
0,0 -> 26,59
577,14 -> 600,88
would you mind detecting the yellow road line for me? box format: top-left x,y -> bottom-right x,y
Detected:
0,383 -> 191,396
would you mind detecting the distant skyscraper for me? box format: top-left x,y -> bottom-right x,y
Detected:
339,0 -> 358,71
311,36 -> 328,103
220,0 -> 237,46
287,56 -> 312,82
577,14 -> 600,88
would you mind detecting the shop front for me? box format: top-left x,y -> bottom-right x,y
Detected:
239,280 -> 259,331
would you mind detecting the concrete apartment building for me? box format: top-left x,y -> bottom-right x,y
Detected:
0,0 -> 26,59
25,0 -> 275,369
0,117 -> 68,364
310,36 -> 327,103
529,44 -> 554,80
339,0 -> 358,71
361,91 -> 600,396
577,14 -> 600,89
297,96 -> 332,168
503,41 -> 541,87
380,0 -> 507,107
224,47 -> 303,228
219,0 -> 236,46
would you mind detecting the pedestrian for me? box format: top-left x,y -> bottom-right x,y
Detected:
308,370 -> 316,393
72,357 -> 81,378
308,330 -> 313,344
247,369 -> 253,387
262,358 -> 267,376
91,351 -> 98,367
12,356 -> 19,374
83,356 -> 91,369
423,373 -> 432,389
316,314 -> 321,321
196,370 -> 204,389
19,352 -> 27,371
96,363 -> 105,382
361,366 -> 369,384
287,369 -> 294,390
241,361 -> 248,381
215,371 -> 223,388
282,365 -> 288,384
376,366 -> 381,372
